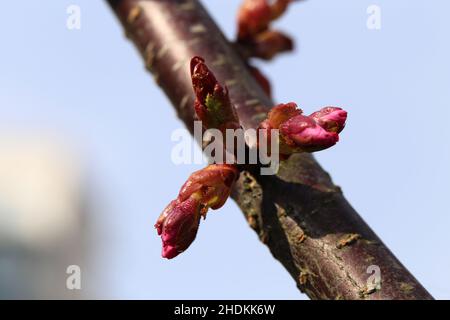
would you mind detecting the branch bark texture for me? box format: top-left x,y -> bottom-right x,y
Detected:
107,0 -> 432,300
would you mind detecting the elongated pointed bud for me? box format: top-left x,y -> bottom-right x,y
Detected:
155,164 -> 239,259
190,57 -> 240,131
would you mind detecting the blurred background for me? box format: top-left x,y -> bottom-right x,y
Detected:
0,0 -> 449,299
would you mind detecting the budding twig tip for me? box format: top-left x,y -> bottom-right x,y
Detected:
156,164 -> 239,259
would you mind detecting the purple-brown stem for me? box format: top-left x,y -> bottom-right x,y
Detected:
107,0 -> 432,300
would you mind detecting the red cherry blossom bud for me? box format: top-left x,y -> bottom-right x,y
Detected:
155,197 -> 202,259
237,0 -> 272,40
262,102 -> 302,129
246,30 -> 294,60
155,164 -> 239,259
237,0 -> 296,40
248,65 -> 272,97
178,164 -> 239,212
310,107 -> 347,133
258,103 -> 302,157
270,0 -> 293,20
280,115 -> 339,152
259,103 -> 347,156
190,56 -> 240,131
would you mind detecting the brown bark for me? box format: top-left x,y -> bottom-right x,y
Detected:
106,0 -> 433,300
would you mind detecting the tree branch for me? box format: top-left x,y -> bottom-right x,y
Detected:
106,0 -> 432,300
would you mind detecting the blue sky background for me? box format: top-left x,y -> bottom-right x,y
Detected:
1,1 -> 449,299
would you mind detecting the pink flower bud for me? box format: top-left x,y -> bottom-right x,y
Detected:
258,103 -> 347,156
258,103 -> 301,158
310,107 -> 347,133
155,165 -> 239,259
155,197 -> 202,259
280,114 -> 339,152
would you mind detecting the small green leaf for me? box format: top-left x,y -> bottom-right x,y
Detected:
205,93 -> 224,126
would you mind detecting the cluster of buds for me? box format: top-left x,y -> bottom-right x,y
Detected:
155,59 -> 242,260
259,103 -> 347,157
235,0 -> 298,98
237,0 -> 296,59
156,57 -> 347,259
237,0 -> 295,40
155,164 -> 239,259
